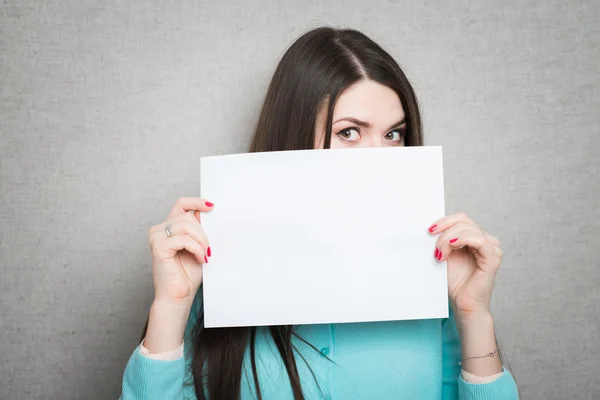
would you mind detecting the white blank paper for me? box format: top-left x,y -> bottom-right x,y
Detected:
200,146 -> 447,328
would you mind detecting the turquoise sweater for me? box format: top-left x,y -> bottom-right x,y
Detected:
121,289 -> 519,399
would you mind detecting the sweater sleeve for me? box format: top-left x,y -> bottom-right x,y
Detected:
120,288 -> 203,400
139,339 -> 184,360
442,306 -> 520,400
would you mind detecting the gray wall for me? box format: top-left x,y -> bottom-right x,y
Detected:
1,1 -> 598,399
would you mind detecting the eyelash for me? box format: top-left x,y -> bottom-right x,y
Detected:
386,129 -> 407,140
334,127 -> 407,140
335,126 -> 361,138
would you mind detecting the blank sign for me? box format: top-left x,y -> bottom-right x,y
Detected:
200,146 -> 448,328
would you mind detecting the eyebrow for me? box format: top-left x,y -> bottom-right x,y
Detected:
332,117 -> 407,131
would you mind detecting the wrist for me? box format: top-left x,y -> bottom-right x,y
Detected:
454,309 -> 494,332
152,295 -> 195,311
144,299 -> 192,353
455,311 -> 502,376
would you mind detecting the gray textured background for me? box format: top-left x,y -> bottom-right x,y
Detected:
1,1 -> 599,399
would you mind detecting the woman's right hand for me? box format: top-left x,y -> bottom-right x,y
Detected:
148,197 -> 214,305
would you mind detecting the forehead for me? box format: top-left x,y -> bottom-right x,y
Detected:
333,80 -> 405,121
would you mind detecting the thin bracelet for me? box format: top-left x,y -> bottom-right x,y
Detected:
458,348 -> 497,366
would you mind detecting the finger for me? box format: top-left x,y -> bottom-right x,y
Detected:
484,232 -> 501,247
434,223 -> 480,260
151,213 -> 212,258
164,219 -> 210,254
442,231 -> 498,269
149,211 -> 201,237
428,212 -> 477,235
156,234 -> 208,264
168,197 -> 214,218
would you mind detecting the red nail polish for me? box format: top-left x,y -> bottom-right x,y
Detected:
438,251 -> 443,260
434,248 -> 439,258
207,246 -> 212,257
205,201 -> 214,207
428,224 -> 437,233
449,238 -> 458,244
204,255 -> 208,263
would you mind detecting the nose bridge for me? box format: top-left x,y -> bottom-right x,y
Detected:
360,129 -> 383,148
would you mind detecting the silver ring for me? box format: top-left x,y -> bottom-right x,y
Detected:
165,223 -> 174,238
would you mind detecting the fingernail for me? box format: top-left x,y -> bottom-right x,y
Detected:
207,246 -> 212,257
437,251 -> 443,260
205,201 -> 214,207
434,248 -> 439,258
428,224 -> 437,233
204,255 -> 208,263
449,238 -> 458,244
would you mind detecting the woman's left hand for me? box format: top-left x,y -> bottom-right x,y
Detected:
428,212 -> 503,321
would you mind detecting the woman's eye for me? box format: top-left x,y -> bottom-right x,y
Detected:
336,128 -> 361,142
385,130 -> 405,142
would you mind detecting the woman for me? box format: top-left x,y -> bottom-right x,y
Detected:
121,27 -> 519,399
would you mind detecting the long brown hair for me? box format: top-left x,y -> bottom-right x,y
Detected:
193,27 -> 424,400
145,27 -> 425,399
